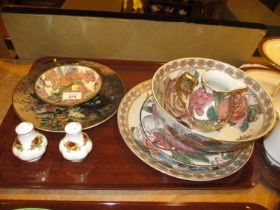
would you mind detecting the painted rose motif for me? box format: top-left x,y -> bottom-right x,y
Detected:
217,96 -> 231,121
30,135 -> 43,150
230,94 -> 249,124
14,138 -> 23,152
64,141 -> 80,151
188,87 -> 213,116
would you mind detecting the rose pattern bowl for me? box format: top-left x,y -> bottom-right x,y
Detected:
152,58 -> 276,152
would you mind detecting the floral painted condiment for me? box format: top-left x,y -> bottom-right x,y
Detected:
59,122 -> 92,162
13,122 -> 48,162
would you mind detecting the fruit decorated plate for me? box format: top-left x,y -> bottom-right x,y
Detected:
35,64 -> 102,107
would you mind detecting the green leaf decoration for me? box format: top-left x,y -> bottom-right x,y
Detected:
172,150 -> 211,164
142,105 -> 153,113
172,151 -> 193,164
246,105 -> 260,122
207,106 -> 218,122
47,94 -> 62,103
240,121 -> 249,132
194,118 -> 216,132
57,66 -> 64,75
214,92 -> 225,103
183,151 -> 211,163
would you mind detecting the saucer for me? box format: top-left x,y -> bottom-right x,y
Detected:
140,95 -> 241,168
258,36 -> 280,69
118,80 -> 254,181
13,60 -> 124,132
35,64 -> 103,107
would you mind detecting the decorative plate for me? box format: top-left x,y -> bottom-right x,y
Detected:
35,64 -> 102,107
258,36 -> 280,69
140,95 -> 241,168
13,60 -> 125,132
117,80 -> 254,181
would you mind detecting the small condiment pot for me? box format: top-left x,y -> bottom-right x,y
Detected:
176,69 -> 247,132
12,122 -> 48,162
59,122 -> 92,162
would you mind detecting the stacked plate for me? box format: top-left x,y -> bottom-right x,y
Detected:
118,57 -> 276,181
258,36 -> 280,70
13,60 -> 125,132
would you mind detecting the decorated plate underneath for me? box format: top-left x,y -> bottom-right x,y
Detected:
118,80 -> 254,181
258,36 -> 280,69
13,60 -> 124,132
140,95 -> 241,168
35,64 -> 103,107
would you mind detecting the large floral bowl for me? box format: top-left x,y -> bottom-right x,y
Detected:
152,58 -> 276,152
35,64 -> 103,107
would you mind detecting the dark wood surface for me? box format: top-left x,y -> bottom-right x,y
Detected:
0,57 -> 260,189
0,200 -> 268,210
255,142 -> 280,192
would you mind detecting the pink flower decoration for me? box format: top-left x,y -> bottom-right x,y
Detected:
188,87 -> 213,116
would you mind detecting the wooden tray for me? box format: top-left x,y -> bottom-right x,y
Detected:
0,200 -> 268,210
0,57 -> 260,189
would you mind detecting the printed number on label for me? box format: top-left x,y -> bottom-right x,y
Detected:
62,92 -> 82,100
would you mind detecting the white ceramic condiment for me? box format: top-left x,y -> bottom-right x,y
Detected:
59,122 -> 92,162
12,122 -> 48,162
264,117 -> 280,168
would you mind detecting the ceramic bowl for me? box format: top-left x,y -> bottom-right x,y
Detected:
35,64 -> 103,107
152,58 -> 276,152
258,36 -> 280,69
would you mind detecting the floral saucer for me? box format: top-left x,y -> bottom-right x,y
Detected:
258,36 -> 280,69
35,64 -> 103,107
118,80 -> 254,181
140,95 -> 241,168
13,60 -> 124,132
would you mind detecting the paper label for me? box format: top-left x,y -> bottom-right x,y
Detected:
62,92 -> 82,100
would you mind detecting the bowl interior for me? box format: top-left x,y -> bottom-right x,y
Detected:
35,64 -> 102,107
260,37 -> 280,68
